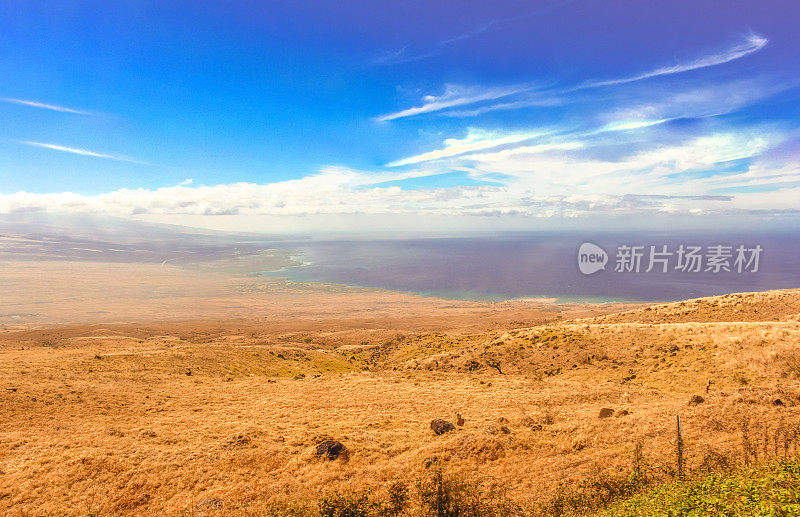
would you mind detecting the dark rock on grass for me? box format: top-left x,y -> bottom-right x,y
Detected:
485,425 -> 511,435
689,395 -> 705,405
315,440 -> 349,461
598,408 -> 614,418
430,419 -> 455,435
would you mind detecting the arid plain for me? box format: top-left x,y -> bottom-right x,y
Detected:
1,229 -> 799,515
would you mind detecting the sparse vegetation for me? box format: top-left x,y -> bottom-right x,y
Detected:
599,457 -> 800,516
3,288 -> 800,514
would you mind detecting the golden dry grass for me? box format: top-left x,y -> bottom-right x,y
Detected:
1,262 -> 799,515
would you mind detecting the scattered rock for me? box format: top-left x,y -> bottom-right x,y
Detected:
315,440 -> 348,461
140,430 -> 157,438
530,424 -> 543,431
107,427 -> 125,437
455,413 -> 465,426
497,417 -> 509,424
430,419 -> 455,435
293,374 -> 306,380
184,369 -> 192,376
617,409 -> 630,417
485,425 -> 511,435
423,456 -> 439,469
598,408 -> 614,418
774,398 -> 785,406
689,395 -> 705,405
224,433 -> 252,449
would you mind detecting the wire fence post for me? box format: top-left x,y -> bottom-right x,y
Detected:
676,414 -> 684,479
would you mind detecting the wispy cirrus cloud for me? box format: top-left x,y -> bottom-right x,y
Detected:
371,22 -> 494,66
387,128 -> 552,166
380,33 -> 769,120
389,117 -> 687,167
377,83 -> 533,121
583,33 -> 767,89
17,141 -> 144,164
371,0 -> 579,68
1,97 -> 97,116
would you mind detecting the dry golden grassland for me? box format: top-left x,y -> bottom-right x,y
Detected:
1,262 -> 799,515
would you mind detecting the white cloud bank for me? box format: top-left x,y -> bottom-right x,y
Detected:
2,150 -> 799,222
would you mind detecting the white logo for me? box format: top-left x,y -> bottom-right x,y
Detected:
578,242 -> 608,275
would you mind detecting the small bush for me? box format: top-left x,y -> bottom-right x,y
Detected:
318,489 -> 373,517
540,444 -> 654,516
416,467 -> 478,517
385,481 -> 410,515
415,467 -> 517,517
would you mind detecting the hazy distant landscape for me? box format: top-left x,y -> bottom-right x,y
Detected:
3,215 -> 798,304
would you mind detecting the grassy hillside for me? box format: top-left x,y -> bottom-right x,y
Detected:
1,289 -> 799,515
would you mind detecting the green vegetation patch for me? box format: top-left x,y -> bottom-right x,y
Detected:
597,458 -> 800,516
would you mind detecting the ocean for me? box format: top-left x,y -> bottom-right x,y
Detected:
260,231 -> 800,302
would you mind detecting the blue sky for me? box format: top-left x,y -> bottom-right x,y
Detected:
1,1 -> 799,231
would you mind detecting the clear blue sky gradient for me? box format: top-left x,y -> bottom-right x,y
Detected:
0,0 -> 799,203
